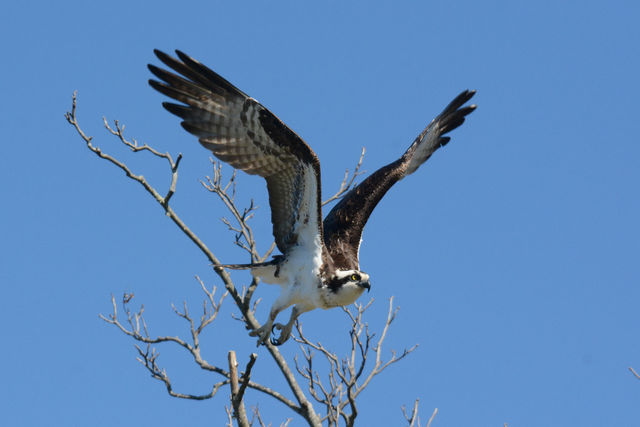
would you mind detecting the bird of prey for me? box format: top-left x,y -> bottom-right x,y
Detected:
148,50 -> 476,345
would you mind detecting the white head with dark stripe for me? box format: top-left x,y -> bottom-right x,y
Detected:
322,269 -> 371,307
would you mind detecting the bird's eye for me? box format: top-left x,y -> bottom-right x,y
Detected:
351,274 -> 359,281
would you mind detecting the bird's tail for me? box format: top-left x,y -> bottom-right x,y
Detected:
213,256 -> 283,270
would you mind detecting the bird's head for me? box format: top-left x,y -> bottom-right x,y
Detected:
325,270 -> 371,304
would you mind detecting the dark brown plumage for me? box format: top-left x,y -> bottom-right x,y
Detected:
323,90 -> 476,270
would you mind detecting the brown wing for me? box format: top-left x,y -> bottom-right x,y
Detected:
323,90 -> 476,270
148,50 -> 323,254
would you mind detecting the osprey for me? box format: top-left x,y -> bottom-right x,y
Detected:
149,50 -> 476,345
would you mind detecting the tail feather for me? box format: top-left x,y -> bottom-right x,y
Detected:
214,256 -> 283,270
214,263 -> 254,270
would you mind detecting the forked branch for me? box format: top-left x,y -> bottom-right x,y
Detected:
401,401 -> 437,427
201,160 -> 275,264
99,289 -> 302,416
402,400 -> 420,427
229,350 -> 256,427
322,147 -> 366,206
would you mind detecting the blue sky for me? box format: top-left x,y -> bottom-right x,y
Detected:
2,1 -> 639,425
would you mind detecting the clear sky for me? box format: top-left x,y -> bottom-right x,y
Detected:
1,1 -> 639,426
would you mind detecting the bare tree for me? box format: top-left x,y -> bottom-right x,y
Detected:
65,92 -> 430,426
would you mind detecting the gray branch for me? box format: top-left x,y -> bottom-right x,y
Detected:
228,351 -> 251,427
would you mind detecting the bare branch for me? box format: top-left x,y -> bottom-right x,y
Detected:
260,241 -> 277,263
103,117 -> 172,161
426,407 -> 438,427
356,297 -> 419,394
194,275 -> 228,335
229,351 -> 251,427
101,116 -> 184,205
99,293 -> 228,377
322,147 -> 366,206
225,405 -> 234,427
251,405 -> 288,427
238,353 -> 259,403
630,366 -> 640,380
293,297 -> 417,426
66,93 -> 170,207
251,406 -> 266,427
66,93 -> 241,300
99,291 -> 307,418
201,159 -> 261,262
402,399 -> 421,426
245,380 -> 301,416
135,343 -> 228,400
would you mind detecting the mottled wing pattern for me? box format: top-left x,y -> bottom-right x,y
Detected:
148,50 -> 323,253
323,90 -> 476,270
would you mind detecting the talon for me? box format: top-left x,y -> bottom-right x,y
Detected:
270,323 -> 285,346
249,322 -> 273,346
269,321 -> 293,345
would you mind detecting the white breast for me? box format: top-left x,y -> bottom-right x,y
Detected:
319,283 -> 366,308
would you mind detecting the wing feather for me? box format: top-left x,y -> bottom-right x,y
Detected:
323,90 -> 476,269
149,50 -> 323,254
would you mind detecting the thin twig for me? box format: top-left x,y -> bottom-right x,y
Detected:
238,353 -> 258,403
426,407 -> 438,427
202,160 -> 261,262
251,406 -> 268,427
135,342 -> 229,400
322,147 -> 366,206
402,399 -> 420,427
225,405 -> 234,427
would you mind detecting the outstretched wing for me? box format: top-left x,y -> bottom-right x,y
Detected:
323,90 -> 476,270
148,50 -> 323,254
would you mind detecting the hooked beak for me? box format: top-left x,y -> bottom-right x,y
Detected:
359,280 -> 371,293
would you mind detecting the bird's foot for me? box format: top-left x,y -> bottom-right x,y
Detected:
249,321 -> 273,346
270,322 -> 294,346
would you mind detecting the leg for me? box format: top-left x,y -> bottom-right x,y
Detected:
271,305 -> 310,346
249,295 -> 290,346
